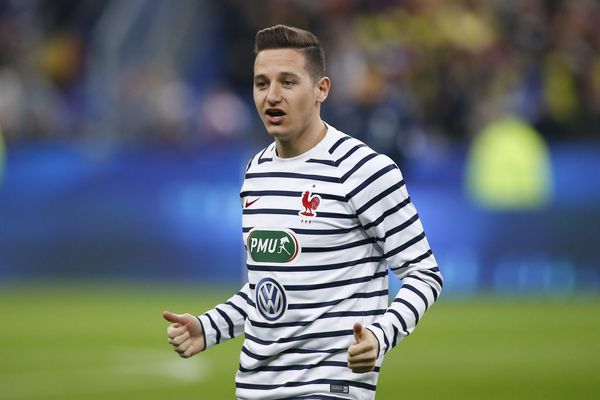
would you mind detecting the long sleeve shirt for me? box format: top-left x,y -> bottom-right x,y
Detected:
197,123 -> 443,400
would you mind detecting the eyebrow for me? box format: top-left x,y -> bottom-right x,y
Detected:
253,72 -> 302,81
279,71 -> 301,79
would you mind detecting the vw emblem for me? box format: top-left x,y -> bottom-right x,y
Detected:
256,278 -> 287,321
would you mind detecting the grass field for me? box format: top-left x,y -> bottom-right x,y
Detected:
1,282 -> 599,400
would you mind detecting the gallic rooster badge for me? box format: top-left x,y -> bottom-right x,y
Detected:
299,190 -> 321,218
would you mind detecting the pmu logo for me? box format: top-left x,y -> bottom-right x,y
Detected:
255,278 -> 287,321
247,229 -> 300,264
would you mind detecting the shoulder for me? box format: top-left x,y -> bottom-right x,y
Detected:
244,143 -> 276,173
326,127 -> 401,184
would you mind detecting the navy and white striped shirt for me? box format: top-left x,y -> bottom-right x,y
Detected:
197,123 -> 442,400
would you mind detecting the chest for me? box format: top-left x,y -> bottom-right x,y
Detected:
240,176 -> 360,253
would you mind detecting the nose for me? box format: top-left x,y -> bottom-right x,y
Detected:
266,84 -> 282,105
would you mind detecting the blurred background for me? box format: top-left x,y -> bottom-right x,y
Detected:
0,0 -> 599,399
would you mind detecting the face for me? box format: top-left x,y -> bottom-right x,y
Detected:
253,48 -> 329,143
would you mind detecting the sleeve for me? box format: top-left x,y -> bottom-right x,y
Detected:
344,153 -> 443,356
197,283 -> 250,350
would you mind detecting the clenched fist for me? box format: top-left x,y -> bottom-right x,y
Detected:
347,322 -> 379,373
163,311 -> 206,358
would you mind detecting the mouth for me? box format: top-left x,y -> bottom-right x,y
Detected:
265,108 -> 287,124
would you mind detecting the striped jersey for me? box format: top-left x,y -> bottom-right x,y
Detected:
197,123 -> 443,400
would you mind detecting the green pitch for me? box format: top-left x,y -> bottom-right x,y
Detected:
1,282 -> 599,399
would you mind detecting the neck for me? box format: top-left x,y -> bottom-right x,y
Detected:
275,119 -> 328,158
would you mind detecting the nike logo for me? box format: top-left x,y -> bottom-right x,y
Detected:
245,197 -> 260,208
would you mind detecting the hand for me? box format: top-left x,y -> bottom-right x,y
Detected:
162,311 -> 206,358
347,322 -> 378,373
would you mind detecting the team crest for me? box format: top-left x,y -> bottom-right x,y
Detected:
299,190 -> 321,218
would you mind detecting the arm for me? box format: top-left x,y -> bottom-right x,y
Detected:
345,154 -> 443,368
164,283 -> 250,357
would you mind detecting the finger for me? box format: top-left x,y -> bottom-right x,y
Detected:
347,341 -> 373,357
353,322 -> 363,343
175,338 -> 192,354
182,343 -> 198,358
351,365 -> 375,373
163,311 -> 189,325
349,361 -> 373,370
167,324 -> 187,338
171,331 -> 190,346
348,352 -> 376,364
348,358 -> 376,372
348,361 -> 375,373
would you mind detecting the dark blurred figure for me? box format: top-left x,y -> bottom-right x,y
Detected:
0,0 -> 597,157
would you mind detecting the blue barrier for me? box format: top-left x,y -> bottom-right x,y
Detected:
1,141 -> 599,294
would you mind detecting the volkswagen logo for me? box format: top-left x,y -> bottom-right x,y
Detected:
255,278 -> 287,321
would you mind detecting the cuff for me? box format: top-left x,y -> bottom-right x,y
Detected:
365,324 -> 387,357
197,314 -> 217,350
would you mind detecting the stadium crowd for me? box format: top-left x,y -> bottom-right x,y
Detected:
0,0 -> 598,160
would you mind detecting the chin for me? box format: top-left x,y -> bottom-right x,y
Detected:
264,124 -> 289,139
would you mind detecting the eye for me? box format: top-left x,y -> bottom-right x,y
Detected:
283,80 -> 295,87
255,81 -> 268,89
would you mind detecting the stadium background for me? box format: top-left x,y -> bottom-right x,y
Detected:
0,0 -> 599,399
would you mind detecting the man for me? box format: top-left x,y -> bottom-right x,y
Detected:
163,24 -> 442,400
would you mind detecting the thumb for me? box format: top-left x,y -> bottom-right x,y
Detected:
162,311 -> 189,325
353,322 -> 363,343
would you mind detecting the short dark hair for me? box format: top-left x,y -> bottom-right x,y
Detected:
254,24 -> 326,82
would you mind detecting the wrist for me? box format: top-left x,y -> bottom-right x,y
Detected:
365,324 -> 386,358
196,314 -> 214,350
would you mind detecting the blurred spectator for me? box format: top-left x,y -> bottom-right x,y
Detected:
0,121 -> 4,184
0,0 -> 598,158
465,115 -> 552,210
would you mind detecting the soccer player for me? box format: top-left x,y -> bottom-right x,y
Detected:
163,25 -> 443,400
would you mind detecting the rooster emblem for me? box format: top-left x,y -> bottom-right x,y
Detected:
299,190 -> 321,217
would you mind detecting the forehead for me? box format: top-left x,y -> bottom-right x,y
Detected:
253,48 -> 309,78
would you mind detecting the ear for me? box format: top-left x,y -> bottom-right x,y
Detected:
315,76 -> 331,104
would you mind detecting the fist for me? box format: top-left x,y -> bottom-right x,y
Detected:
163,311 -> 206,358
347,322 -> 378,373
